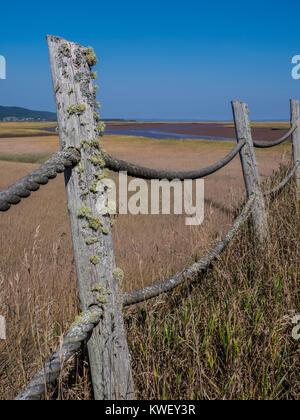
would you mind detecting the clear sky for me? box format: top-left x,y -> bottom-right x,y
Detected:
0,0 -> 300,120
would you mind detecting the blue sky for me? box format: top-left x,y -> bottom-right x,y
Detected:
0,0 -> 300,120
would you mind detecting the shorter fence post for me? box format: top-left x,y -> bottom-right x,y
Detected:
231,101 -> 268,242
290,99 -> 300,201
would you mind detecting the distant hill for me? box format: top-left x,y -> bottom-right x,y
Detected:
0,106 -> 57,122
0,106 -> 136,123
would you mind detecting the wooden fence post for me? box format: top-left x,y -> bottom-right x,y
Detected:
231,101 -> 268,242
290,99 -> 300,200
47,35 -> 135,400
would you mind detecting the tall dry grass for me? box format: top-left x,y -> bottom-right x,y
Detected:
125,167 -> 299,400
0,143 -> 298,399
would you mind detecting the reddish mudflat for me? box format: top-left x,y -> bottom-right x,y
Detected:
105,121 -> 291,143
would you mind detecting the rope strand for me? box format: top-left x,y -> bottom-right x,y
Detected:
0,148 -> 81,212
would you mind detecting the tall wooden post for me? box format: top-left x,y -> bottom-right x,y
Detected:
231,101 -> 268,242
290,99 -> 300,201
47,35 -> 134,400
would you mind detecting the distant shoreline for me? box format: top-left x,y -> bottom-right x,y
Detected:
0,120 -> 291,143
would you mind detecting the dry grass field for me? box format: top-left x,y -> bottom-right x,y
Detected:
0,122 -> 56,138
0,129 -> 298,400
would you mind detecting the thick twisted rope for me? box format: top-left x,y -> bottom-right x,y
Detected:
0,148 -> 81,212
253,124 -> 297,148
104,140 -> 245,180
122,194 -> 256,306
263,161 -> 300,196
15,306 -> 103,400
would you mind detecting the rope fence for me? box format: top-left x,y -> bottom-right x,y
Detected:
15,192 -> 256,400
0,148 -> 81,212
15,306 -> 103,400
263,161 -> 300,196
1,126 -> 297,213
1,35 -> 300,401
253,124 -> 297,148
104,140 -> 245,180
1,107 -> 298,400
2,116 -> 298,400
14,156 -> 297,400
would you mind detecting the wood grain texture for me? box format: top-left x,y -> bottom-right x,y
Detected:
290,99 -> 300,200
47,35 -> 134,400
231,101 -> 268,242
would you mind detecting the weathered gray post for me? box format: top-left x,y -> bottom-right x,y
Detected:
290,99 -> 300,201
231,101 -> 268,242
47,35 -> 134,400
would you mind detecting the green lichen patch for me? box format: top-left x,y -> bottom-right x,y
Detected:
80,138 -> 89,150
91,284 -> 112,305
90,255 -> 100,265
91,137 -> 100,148
95,102 -> 101,109
88,216 -> 103,231
91,284 -> 111,295
83,46 -> 98,67
94,112 -> 100,121
97,122 -> 106,133
77,205 -> 92,219
89,180 -> 99,193
93,85 -> 99,92
91,71 -> 97,80
67,103 -> 86,116
94,171 -> 101,179
94,169 -> 107,180
76,164 -> 84,174
70,309 -> 101,331
95,294 -> 108,304
102,227 -> 109,235
89,151 -> 105,167
85,237 -> 99,245
113,268 -> 124,283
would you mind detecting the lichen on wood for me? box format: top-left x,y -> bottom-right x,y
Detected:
47,35 -> 134,400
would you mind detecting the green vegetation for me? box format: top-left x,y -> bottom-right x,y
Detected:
0,121 -> 57,138
0,153 -> 52,164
